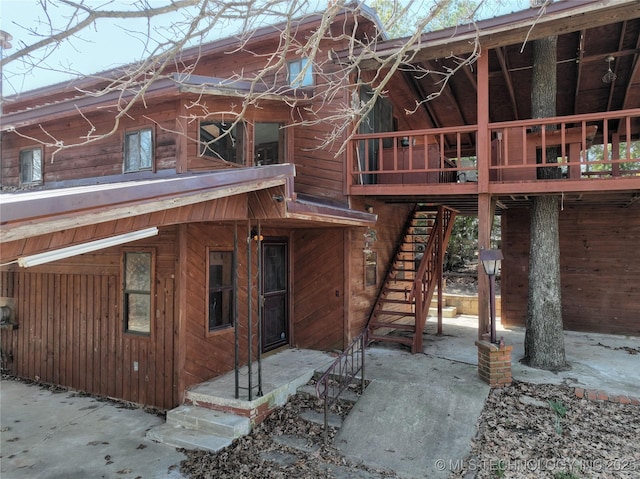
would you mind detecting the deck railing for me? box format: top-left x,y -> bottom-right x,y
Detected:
347,109 -> 640,191
315,329 -> 367,443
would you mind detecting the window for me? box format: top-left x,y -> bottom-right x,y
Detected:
124,128 -> 153,172
19,148 -> 43,185
123,252 -> 152,335
200,121 -> 244,164
254,122 -> 285,165
288,58 -> 313,88
208,251 -> 235,332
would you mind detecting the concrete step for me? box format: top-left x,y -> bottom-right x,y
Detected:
300,409 -> 343,428
428,305 -> 458,317
147,423 -> 232,452
166,404 -> 251,438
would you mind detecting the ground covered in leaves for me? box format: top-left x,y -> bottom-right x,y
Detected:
453,381 -> 640,479
179,389 -> 396,479
179,380 -> 638,479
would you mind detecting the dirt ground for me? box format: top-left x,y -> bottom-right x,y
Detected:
178,381 -> 639,479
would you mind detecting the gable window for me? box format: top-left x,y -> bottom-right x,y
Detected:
123,251 -> 153,335
19,148 -> 43,185
200,121 -> 245,164
124,128 -> 153,173
288,58 -> 313,88
254,122 -> 285,165
208,250 -> 235,332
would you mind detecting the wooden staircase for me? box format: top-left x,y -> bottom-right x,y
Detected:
367,205 -> 457,353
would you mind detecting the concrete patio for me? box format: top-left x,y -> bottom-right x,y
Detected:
1,316 -> 638,479
423,314 -> 640,399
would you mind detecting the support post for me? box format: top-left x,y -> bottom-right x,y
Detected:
234,222 -> 240,399
247,221 -> 253,400
256,221 -> 263,397
476,48 -> 493,340
477,194 -> 492,340
437,206 -> 444,335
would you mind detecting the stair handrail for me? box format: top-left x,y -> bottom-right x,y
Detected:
410,207 -> 457,345
315,329 -> 367,443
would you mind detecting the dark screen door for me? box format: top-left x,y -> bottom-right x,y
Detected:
261,241 -> 288,352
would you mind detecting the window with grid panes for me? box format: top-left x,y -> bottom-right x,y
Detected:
123,252 -> 152,335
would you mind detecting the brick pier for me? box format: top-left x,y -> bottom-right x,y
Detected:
475,340 -> 513,387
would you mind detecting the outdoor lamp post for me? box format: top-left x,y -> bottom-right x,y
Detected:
480,249 -> 503,344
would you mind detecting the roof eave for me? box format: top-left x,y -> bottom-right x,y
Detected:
352,0 -> 640,69
0,164 -> 296,243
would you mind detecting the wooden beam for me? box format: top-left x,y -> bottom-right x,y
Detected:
496,47 -> 519,120
607,21 -> 627,112
401,71 -> 440,128
622,27 -> 640,110
355,1 -> 640,70
574,30 -> 586,115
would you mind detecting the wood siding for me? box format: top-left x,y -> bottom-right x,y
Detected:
2,100 -> 180,188
501,205 -> 640,335
292,228 -> 345,351
180,223 -> 248,392
346,200 -> 413,340
0,228 -> 179,409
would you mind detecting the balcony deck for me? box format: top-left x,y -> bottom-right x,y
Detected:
347,109 -> 640,213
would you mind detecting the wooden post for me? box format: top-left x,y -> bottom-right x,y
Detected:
437,205 -> 444,335
175,99 -> 188,174
476,49 -> 493,341
175,224 -> 188,404
477,194 -> 492,340
476,50 -> 490,194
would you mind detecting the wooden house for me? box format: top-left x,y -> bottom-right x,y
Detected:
1,0 -> 639,412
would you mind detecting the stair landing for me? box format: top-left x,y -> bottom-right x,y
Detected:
147,348 -> 333,451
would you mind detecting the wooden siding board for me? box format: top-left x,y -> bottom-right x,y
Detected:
0,228 -> 178,407
502,205 -> 640,335
292,228 -> 344,350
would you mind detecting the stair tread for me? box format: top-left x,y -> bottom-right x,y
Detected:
147,424 -> 232,452
375,310 -> 413,317
167,405 -> 251,438
368,334 -> 414,345
379,298 -> 415,304
370,321 -> 415,331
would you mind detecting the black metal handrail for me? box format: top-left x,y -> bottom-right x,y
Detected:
315,329 -> 367,442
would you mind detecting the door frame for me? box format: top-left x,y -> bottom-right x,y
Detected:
260,237 -> 290,353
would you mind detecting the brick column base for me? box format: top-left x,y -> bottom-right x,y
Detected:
475,340 -> 513,387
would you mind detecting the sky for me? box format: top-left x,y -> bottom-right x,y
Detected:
0,0 -> 529,96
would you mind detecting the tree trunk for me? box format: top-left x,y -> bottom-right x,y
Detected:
524,33 -> 567,370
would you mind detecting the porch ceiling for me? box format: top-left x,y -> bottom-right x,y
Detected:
376,1 -> 640,141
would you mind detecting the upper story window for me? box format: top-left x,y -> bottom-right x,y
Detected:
123,251 -> 153,335
288,58 -> 313,88
19,147 -> 43,185
124,128 -> 153,173
200,121 -> 245,165
254,122 -> 285,165
208,250 -> 235,332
